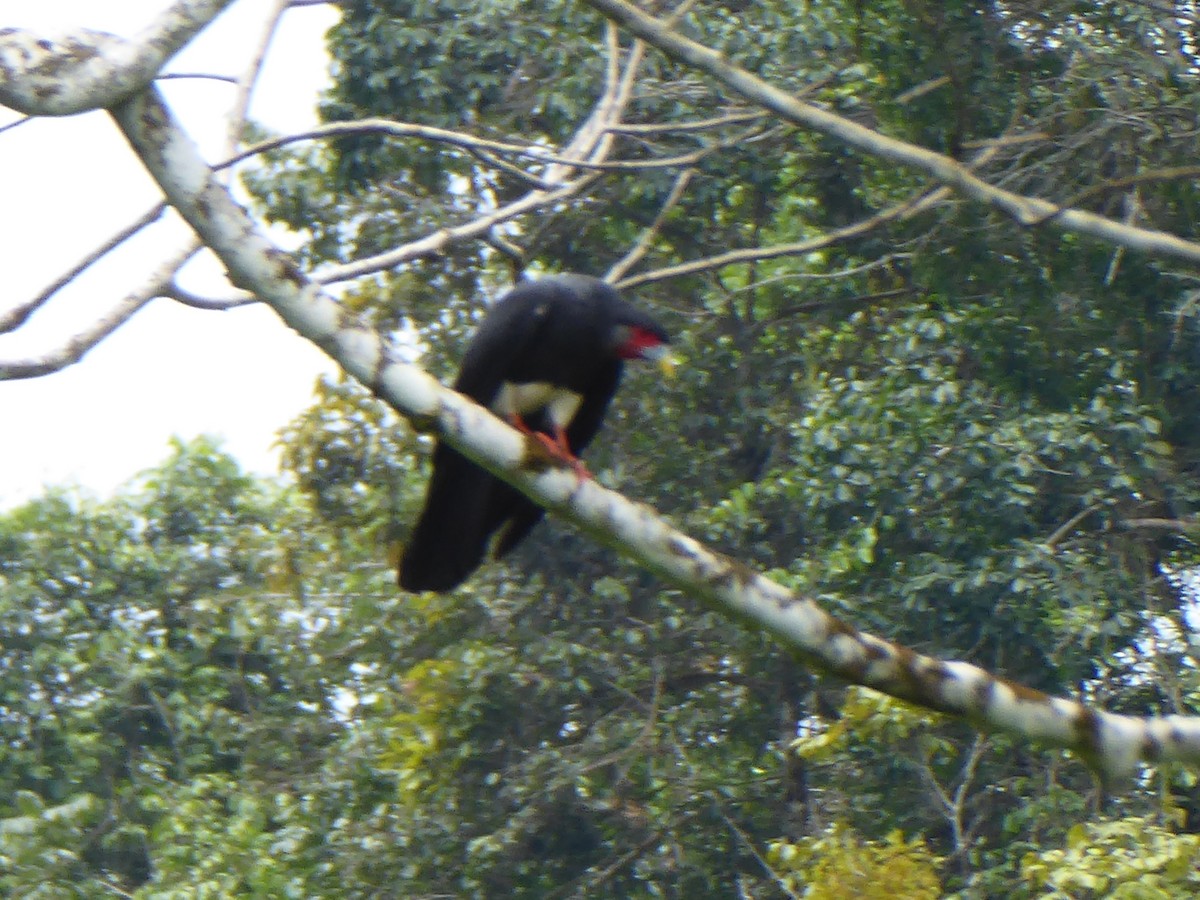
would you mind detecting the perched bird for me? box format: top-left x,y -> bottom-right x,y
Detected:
398,274 -> 672,592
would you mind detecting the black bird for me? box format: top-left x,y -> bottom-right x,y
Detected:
398,274 -> 672,592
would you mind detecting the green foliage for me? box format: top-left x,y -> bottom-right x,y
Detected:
791,687 -> 941,764
1022,816 -> 1200,899
707,304 -> 1174,692
768,823 -> 943,899
0,439 -> 393,895
0,793 -> 108,898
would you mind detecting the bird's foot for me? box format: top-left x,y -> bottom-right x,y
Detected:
510,414 -> 592,482
530,431 -> 592,482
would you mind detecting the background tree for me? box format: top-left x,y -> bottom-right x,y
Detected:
5,0 -> 1200,895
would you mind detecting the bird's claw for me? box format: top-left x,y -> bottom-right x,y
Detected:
531,431 -> 592,482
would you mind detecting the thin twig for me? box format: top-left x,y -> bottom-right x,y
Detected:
606,168 -> 696,282
0,114 -> 33,136
608,109 -> 766,134
616,139 -> 1005,291
615,185 -> 939,290
156,72 -> 238,84
559,830 -> 667,899
162,276 -> 261,310
232,117 -> 765,172
1119,517 -> 1200,533
0,204 -> 168,334
0,243 -> 201,380
1044,503 -> 1103,549
708,793 -> 803,900
221,0 -> 290,168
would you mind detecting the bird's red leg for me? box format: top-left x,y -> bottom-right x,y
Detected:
509,415 -> 591,481
509,412 -> 534,438
550,424 -> 591,482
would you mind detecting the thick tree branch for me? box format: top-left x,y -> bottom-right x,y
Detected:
584,0 -> 1200,265
0,0 -> 236,115
111,83 -> 1200,779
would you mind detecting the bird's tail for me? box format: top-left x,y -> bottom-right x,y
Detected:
398,446 -> 493,592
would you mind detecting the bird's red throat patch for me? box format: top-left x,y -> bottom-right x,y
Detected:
618,326 -> 666,360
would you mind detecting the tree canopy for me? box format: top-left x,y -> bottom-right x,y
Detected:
5,0 -> 1200,895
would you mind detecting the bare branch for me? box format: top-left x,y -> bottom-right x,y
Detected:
308,37 -> 648,285
0,242 -> 200,380
231,120 -> 556,168
1119,517 -> 1200,534
584,0 -> 1200,265
558,830 -> 669,900
709,791 -> 803,900
612,136 -> 1005,298
1036,168 -> 1200,226
606,167 -> 696,282
960,132 -> 1049,150
608,109 -> 766,134
145,104 -> 759,302
0,114 -> 32,136
155,73 -> 239,85
318,172 -> 604,284
920,734 -> 989,859
232,117 -> 758,173
0,205 -> 168,335
731,254 -> 913,290
112,52 -> 688,310
894,75 -> 950,105
221,0 -> 290,162
1044,503 -> 1104,549
162,276 -> 260,311
616,184 -> 939,290
466,146 -> 558,189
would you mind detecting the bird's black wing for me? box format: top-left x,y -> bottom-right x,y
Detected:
452,284 -> 556,402
398,284 -> 557,591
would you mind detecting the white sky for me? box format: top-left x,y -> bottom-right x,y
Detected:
1,1 -> 342,507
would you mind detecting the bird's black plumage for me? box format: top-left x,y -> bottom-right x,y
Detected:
398,275 -> 669,592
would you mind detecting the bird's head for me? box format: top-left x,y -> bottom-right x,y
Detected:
611,322 -> 675,378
